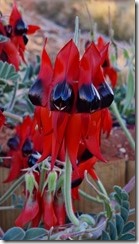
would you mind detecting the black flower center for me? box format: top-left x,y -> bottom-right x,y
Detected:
50,81 -> 74,113
23,34 -> 28,45
76,84 -> 101,113
15,19 -> 28,35
97,81 -> 114,109
22,138 -> 33,156
7,135 -> 20,150
28,151 -> 40,168
28,79 -> 44,106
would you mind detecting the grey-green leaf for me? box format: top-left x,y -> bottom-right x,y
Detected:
119,233 -> 135,240
114,185 -> 122,197
122,200 -> 130,210
101,230 -> 111,240
121,206 -> 129,223
122,191 -> 129,201
0,61 -> 19,82
123,221 -> 135,234
108,221 -> 117,240
116,214 -> 124,237
3,227 -> 25,240
23,228 -> 48,240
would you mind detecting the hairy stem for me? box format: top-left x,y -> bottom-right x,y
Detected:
63,153 -> 79,226
79,189 -> 103,204
110,101 -> 135,151
8,80 -> 18,111
3,111 -> 23,123
0,174 -> 25,205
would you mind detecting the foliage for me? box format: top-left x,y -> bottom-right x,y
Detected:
0,185 -> 135,241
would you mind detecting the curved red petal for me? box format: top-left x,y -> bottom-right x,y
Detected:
3,40 -> 20,70
43,191 -> 57,229
66,114 -> 81,170
54,194 -> 66,226
27,25 -> 40,34
52,39 -> 79,85
103,66 -> 118,88
85,137 -> 106,162
38,40 -> 53,106
3,151 -> 24,183
51,112 -> 69,170
0,111 -> 5,128
79,42 -> 102,86
88,167 -> 98,180
9,1 -> 21,27
101,109 -> 113,137
15,195 -> 39,227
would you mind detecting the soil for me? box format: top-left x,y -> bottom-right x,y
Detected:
101,126 -> 135,161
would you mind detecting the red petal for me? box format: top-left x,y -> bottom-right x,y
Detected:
54,194 -> 66,226
96,36 -> 105,49
27,25 -> 40,34
99,43 -> 110,65
38,40 -> 53,106
103,66 -> 118,88
79,42 -> 102,86
3,40 -> 20,70
43,191 -> 57,229
52,39 -> 79,85
72,187 -> 80,200
66,114 -> 81,170
15,195 -> 39,227
101,109 -> 113,137
9,1 -> 21,27
51,112 -> 69,170
0,111 -> 5,128
3,151 -> 25,183
85,137 -> 106,162
37,134 -> 52,163
88,167 -> 98,180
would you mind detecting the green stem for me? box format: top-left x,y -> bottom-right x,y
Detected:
110,101 -> 135,151
96,179 -> 109,197
0,174 -> 25,205
8,79 -> 18,111
73,16 -> 79,46
64,153 -> 79,226
39,162 -> 47,193
3,111 -> 23,123
79,189 -> 103,204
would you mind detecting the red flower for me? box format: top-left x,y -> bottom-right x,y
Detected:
0,22 -> 20,70
96,36 -> 118,88
0,109 -> 5,128
4,115 -> 43,182
7,1 -> 40,62
28,39 -> 114,171
15,172 -> 66,229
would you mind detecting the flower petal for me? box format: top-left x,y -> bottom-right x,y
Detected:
15,195 -> 39,227
27,25 -> 40,34
52,39 -> 79,85
9,1 -> 21,27
66,114 -> 81,170
42,191 -> 57,229
29,40 -> 53,107
51,112 -> 69,169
